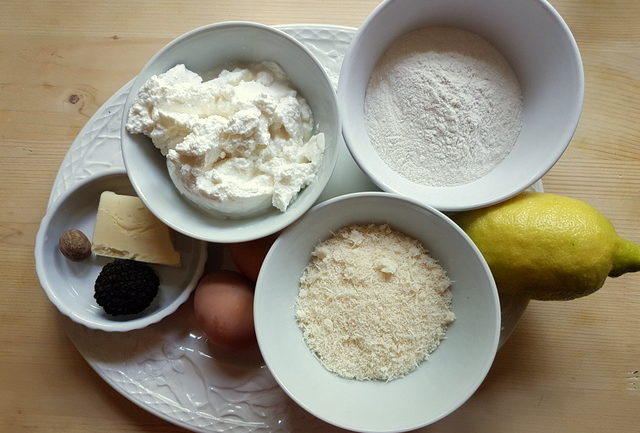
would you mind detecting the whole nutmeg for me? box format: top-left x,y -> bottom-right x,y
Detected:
59,229 -> 92,261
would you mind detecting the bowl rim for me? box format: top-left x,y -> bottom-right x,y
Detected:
337,0 -> 584,212
34,168 -> 208,332
254,191 -> 501,432
120,21 -> 341,243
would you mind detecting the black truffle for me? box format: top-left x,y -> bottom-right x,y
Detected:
94,259 -> 160,315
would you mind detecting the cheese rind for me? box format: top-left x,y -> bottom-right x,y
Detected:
92,191 -> 181,266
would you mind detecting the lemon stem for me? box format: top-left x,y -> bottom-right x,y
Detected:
609,238 -> 640,277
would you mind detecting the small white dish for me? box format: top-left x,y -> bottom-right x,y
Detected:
121,21 -> 340,243
338,0 -> 583,211
254,192 -> 500,432
34,169 -> 207,332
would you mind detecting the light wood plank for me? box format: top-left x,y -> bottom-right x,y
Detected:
2,1 -> 639,432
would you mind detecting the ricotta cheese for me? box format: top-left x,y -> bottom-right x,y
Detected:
126,62 -> 324,217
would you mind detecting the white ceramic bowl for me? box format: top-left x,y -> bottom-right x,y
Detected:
121,21 -> 340,243
34,169 -> 207,332
254,192 -> 500,432
338,0 -> 583,212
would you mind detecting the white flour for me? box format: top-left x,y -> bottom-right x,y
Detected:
364,27 -> 523,186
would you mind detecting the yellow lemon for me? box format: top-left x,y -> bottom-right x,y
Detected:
454,191 -> 640,300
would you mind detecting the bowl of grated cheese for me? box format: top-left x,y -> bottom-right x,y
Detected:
338,0 -> 583,212
254,192 -> 500,432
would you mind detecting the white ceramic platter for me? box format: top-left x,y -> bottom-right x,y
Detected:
43,25 -> 536,433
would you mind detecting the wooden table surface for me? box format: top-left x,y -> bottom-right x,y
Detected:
2,0 -> 639,432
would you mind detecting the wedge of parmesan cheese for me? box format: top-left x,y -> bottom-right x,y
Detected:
295,223 -> 454,381
91,191 -> 181,266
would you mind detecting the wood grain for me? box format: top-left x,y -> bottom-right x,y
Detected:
1,0 -> 639,432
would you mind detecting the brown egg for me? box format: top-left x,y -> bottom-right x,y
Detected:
229,234 -> 277,282
193,270 -> 256,350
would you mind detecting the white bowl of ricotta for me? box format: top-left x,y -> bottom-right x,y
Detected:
254,192 -> 500,432
121,21 -> 340,242
338,0 -> 583,211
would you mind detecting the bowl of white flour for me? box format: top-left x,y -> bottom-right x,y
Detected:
338,0 -> 583,211
254,192 -> 500,432
121,22 -> 340,242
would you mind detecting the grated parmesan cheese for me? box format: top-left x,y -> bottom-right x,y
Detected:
295,224 -> 455,381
